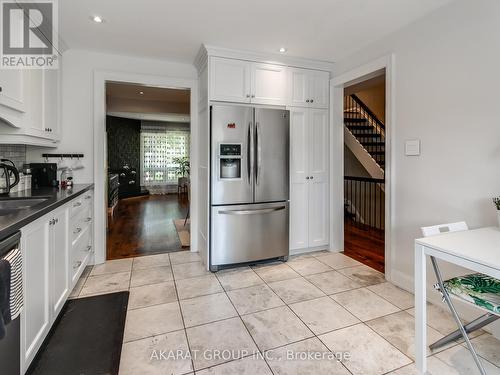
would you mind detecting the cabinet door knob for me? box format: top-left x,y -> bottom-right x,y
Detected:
84,195 -> 91,200
310,99 -> 314,103
251,94 -> 255,98
73,261 -> 82,269
73,202 -> 82,207
74,227 -> 82,234
306,99 -> 310,103
85,217 -> 92,222
86,245 -> 92,252
306,176 -> 310,180
0,86 -> 2,92
246,94 -> 250,98
310,176 -> 314,179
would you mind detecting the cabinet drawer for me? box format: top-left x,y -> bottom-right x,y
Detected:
70,227 -> 92,282
70,205 -> 92,244
69,190 -> 93,218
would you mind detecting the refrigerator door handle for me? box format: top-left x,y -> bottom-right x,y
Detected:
255,121 -> 261,185
218,206 -> 286,215
247,121 -> 253,184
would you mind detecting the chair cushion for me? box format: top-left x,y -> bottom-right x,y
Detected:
436,273 -> 500,314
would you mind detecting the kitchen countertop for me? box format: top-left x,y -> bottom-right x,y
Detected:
0,184 -> 94,240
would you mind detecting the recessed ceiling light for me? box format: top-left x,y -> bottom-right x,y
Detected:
139,91 -> 144,95
92,15 -> 104,23
279,47 -> 287,53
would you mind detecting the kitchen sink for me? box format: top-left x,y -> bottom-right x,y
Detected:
0,197 -> 51,215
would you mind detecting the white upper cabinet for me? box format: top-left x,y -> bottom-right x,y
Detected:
251,63 -> 287,106
310,71 -> 330,109
210,57 -> 251,103
210,57 -> 287,105
0,66 -> 60,145
288,68 -> 329,109
0,70 -> 26,113
289,69 -> 309,107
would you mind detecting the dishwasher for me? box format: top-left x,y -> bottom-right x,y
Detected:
0,231 -> 21,375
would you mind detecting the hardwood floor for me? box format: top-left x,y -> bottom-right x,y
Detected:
344,219 -> 385,273
107,194 -> 189,260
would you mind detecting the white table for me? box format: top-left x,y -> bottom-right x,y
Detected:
415,227 -> 500,374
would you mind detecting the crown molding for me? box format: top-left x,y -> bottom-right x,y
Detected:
194,45 -> 208,74
194,44 -> 334,73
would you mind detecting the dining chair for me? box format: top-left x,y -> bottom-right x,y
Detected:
421,221 -> 500,375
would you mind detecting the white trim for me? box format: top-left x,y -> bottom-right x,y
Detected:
107,111 -> 190,123
290,245 -> 330,257
329,54 -> 395,281
198,45 -> 335,73
93,70 -> 198,264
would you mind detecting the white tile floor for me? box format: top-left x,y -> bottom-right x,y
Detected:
70,251 -> 500,375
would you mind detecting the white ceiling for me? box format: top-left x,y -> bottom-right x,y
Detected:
106,82 -> 190,115
60,0 -> 453,64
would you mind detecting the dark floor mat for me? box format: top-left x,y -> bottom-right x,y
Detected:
28,292 -> 129,375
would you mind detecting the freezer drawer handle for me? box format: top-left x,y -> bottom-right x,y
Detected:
218,206 -> 286,215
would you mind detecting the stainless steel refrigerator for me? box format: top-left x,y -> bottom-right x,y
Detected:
210,104 -> 289,271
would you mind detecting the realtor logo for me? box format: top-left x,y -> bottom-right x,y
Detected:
1,0 -> 59,68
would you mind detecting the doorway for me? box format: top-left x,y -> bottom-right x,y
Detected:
330,55 -> 393,279
343,72 -> 386,272
104,82 -> 192,260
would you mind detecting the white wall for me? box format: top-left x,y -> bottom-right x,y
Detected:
334,0 -> 500,320
27,49 -> 197,183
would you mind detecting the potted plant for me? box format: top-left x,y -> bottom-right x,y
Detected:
493,197 -> 500,227
173,157 -> 190,193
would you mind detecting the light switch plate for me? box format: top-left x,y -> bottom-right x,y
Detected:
405,139 -> 420,156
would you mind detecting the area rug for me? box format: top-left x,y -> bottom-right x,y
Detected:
174,218 -> 190,247
27,292 -> 129,375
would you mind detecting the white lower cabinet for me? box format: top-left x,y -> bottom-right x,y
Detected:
289,107 -> 329,250
20,190 -> 93,373
51,208 -> 69,317
20,217 -> 50,373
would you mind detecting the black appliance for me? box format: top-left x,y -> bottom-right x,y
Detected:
0,231 -> 21,375
113,164 -> 145,199
28,163 -> 58,189
0,159 -> 20,195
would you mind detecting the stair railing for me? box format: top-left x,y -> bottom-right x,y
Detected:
344,176 -> 385,230
344,94 -> 385,169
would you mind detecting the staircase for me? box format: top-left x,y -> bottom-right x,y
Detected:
344,94 -> 385,170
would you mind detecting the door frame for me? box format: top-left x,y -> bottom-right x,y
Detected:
329,54 -> 395,281
93,70 -> 198,264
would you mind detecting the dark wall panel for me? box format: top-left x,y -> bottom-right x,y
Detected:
106,116 -> 141,197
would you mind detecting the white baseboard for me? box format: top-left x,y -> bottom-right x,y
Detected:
290,245 -> 330,256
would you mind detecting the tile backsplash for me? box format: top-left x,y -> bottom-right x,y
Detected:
0,145 -> 27,170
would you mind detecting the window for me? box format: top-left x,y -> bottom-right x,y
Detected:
140,123 -> 190,186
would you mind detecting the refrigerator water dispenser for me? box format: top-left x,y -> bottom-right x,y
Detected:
219,144 -> 241,179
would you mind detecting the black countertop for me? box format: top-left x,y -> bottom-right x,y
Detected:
0,184 -> 94,240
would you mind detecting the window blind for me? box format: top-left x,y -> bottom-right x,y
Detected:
140,122 -> 190,186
